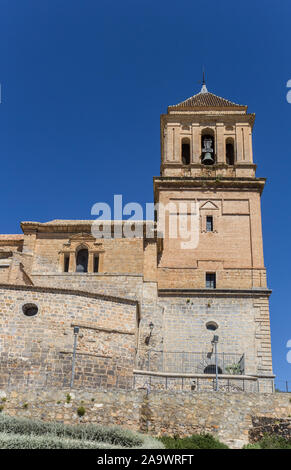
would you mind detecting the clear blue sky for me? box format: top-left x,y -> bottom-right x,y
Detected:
0,0 -> 290,387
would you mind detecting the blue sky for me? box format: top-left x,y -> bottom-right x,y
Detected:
0,0 -> 290,387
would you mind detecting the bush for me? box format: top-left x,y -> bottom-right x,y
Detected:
0,432 -> 121,449
159,433 -> 228,449
0,414 -> 163,449
77,406 -> 85,417
244,434 -> 291,449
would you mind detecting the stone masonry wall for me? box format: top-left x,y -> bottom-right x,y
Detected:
31,273 -> 144,301
135,292 -> 273,380
0,389 -> 290,448
0,285 -> 138,390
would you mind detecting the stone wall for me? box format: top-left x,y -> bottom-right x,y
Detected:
137,291 -> 273,381
0,389 -> 290,448
0,285 -> 138,389
31,273 -> 144,301
249,416 -> 291,443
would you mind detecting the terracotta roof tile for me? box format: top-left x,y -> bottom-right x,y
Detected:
169,91 -> 246,109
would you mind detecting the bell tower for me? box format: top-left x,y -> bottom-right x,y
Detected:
153,82 -> 274,391
160,80 -> 255,178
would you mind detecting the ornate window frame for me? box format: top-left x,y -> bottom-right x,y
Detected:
59,233 -> 104,273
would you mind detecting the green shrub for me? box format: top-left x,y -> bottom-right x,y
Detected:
22,403 -> 28,409
159,433 -> 228,449
77,406 -> 85,417
0,414 -> 163,449
0,406 -> 4,413
66,394 -> 71,404
0,431 -> 121,449
244,434 -> 291,449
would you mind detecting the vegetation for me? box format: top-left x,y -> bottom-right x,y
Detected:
225,363 -> 242,375
159,433 -> 228,449
77,406 -> 86,417
0,414 -> 163,449
244,434 -> 291,449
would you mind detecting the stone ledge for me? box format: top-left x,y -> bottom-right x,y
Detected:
0,283 -> 138,306
133,370 -> 260,380
59,351 -> 112,359
71,321 -> 135,336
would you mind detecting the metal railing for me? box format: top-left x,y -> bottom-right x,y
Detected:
136,350 -> 245,375
134,373 -> 259,393
275,380 -> 291,393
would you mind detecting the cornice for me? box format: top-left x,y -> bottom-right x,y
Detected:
161,112 -> 256,128
158,288 -> 272,298
153,176 -> 266,199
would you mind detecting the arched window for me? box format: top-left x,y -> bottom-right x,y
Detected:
76,248 -> 88,273
181,138 -> 190,165
204,365 -> 222,374
226,138 -> 235,165
201,130 -> 215,165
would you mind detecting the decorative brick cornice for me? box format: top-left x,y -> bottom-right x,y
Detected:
154,176 -> 266,200
158,288 -> 272,298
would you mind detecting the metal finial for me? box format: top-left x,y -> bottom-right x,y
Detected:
200,68 -> 208,93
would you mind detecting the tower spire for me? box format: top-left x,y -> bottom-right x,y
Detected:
200,68 -> 208,93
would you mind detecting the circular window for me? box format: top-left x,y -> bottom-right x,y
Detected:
206,321 -> 218,331
22,303 -> 38,317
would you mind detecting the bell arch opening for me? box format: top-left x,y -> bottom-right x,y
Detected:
226,137 -> 235,165
201,129 -> 215,165
76,247 -> 89,273
181,138 -> 190,165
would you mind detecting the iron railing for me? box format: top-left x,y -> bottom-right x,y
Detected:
136,350 -> 245,375
275,380 -> 291,393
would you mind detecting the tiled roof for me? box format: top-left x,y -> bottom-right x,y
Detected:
0,234 -> 24,240
169,91 -> 246,109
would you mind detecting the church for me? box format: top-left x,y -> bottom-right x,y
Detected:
0,82 -> 274,392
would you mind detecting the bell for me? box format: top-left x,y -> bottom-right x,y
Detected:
202,137 -> 214,165
76,264 -> 85,273
202,152 -> 214,165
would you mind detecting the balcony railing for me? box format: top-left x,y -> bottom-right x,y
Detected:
136,350 -> 245,375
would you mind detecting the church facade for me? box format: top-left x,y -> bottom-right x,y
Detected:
0,84 -> 274,392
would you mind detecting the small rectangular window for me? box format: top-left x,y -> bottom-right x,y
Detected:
94,255 -> 99,273
64,255 -> 69,273
206,273 -> 216,289
206,215 -> 213,232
